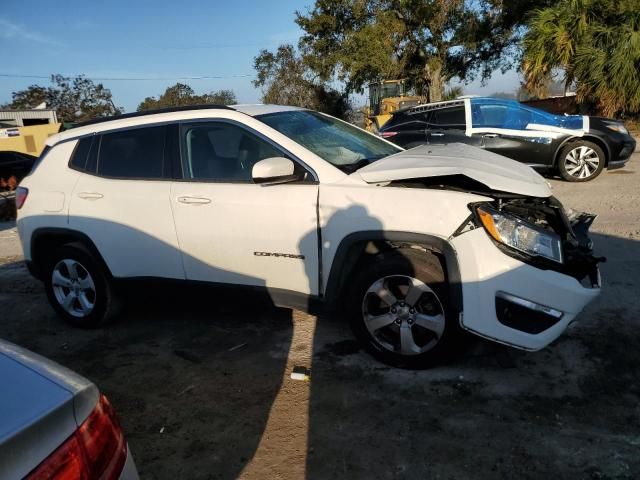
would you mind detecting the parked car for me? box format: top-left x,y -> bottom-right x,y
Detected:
0,150 -> 36,189
0,339 -> 138,479
378,97 -> 636,182
16,104 -> 602,368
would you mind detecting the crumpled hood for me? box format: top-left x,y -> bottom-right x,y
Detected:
355,143 -> 552,198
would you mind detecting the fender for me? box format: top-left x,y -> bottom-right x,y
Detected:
323,230 -> 462,314
29,227 -> 113,280
553,135 -> 611,167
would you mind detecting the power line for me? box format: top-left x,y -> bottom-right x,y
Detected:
0,73 -> 254,81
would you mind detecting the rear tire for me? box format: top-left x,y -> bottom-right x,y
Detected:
558,140 -> 605,182
346,248 -> 463,369
44,244 -> 120,328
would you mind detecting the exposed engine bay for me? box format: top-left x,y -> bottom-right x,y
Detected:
390,175 -> 604,286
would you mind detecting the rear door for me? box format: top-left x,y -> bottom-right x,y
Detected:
427,106 -> 481,147
68,125 -> 184,279
381,112 -> 429,148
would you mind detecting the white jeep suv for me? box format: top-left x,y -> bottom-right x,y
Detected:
16,105 -> 602,368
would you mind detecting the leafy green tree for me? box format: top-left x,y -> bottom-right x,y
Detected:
4,75 -> 122,122
253,44 -> 352,119
137,83 -> 237,111
295,0 -> 544,102
206,89 -> 237,105
522,0 -> 640,115
443,86 -> 464,101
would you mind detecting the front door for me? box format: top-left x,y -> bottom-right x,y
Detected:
170,120 -> 320,295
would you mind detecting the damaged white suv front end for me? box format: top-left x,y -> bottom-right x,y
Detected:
355,143 -> 602,351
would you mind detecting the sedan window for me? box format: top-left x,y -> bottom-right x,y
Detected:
471,99 -> 584,131
431,107 -> 465,127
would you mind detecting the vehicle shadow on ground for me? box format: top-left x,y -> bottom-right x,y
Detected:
2,218 -> 640,478
305,230 -> 640,479
0,220 -> 16,232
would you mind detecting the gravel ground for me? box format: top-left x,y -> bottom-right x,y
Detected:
0,152 -> 639,479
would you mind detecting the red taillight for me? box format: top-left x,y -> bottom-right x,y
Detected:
380,131 -> 398,138
15,187 -> 28,209
26,395 -> 127,480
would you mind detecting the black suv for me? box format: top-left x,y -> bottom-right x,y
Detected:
379,97 -> 636,182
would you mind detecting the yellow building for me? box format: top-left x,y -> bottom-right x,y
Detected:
0,107 -> 62,156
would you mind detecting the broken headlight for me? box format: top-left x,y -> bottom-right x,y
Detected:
476,205 -> 563,264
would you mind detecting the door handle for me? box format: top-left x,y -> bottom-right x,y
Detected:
177,196 -> 212,205
430,132 -> 445,137
77,192 -> 103,200
483,133 -> 498,138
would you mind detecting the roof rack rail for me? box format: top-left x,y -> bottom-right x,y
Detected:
406,99 -> 465,115
72,104 -> 235,128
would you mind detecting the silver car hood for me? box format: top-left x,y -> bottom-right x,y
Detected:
355,143 -> 552,198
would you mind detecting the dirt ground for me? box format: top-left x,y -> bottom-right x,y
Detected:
1,153 -> 639,480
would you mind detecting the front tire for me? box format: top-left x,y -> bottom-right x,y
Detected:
558,140 -> 605,182
44,244 -> 120,328
347,248 -> 462,368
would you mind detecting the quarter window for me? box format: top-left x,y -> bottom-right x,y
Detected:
69,136 -> 95,171
181,122 -> 299,182
97,126 -> 167,179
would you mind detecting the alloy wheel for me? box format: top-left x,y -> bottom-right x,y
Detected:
362,275 -> 445,355
564,146 -> 600,179
51,259 -> 96,318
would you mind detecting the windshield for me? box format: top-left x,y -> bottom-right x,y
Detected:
256,110 -> 401,173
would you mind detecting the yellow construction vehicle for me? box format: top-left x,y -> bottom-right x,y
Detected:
363,79 -> 422,132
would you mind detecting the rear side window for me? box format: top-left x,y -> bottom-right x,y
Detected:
97,126 -> 167,179
432,107 -> 465,127
69,136 -> 95,171
385,112 -> 429,132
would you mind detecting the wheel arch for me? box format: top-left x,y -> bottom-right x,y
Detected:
323,231 -> 462,314
554,135 -> 611,167
30,227 -> 112,280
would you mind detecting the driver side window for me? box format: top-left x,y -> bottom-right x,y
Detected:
180,122 -> 289,182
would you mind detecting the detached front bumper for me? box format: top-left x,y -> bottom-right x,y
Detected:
451,228 -> 600,351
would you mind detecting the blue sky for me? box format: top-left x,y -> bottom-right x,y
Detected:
0,0 -> 520,112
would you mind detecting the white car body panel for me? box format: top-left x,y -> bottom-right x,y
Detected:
356,143 -> 552,198
451,229 -> 600,350
17,140 -> 81,262
318,184 -> 485,293
171,181 -> 319,293
68,175 -> 184,279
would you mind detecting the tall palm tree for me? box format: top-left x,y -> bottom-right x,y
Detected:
522,0 -> 640,115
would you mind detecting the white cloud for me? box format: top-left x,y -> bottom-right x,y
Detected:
0,18 -> 64,48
